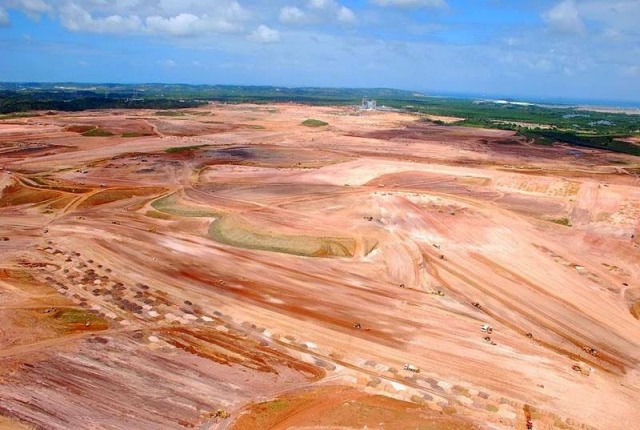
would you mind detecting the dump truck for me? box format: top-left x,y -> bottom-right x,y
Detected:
403,364 -> 420,373
481,324 -> 493,334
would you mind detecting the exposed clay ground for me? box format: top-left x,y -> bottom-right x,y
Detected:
1,104 -> 639,430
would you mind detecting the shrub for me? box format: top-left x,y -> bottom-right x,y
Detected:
550,217 -> 571,226
164,144 -> 207,153
302,119 -> 328,127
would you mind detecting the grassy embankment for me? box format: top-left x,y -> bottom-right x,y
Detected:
301,119 -> 328,127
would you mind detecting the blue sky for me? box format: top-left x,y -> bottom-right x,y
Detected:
1,0 -> 639,102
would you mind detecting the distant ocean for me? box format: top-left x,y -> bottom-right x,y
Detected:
422,91 -> 640,110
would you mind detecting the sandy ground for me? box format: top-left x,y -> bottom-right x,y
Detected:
0,103 -> 639,430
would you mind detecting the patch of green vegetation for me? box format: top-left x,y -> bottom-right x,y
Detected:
249,124 -> 265,129
527,135 -> 555,146
151,193 -> 217,217
452,385 -> 470,397
50,308 -> 109,332
164,144 -> 208,153
155,110 -> 187,116
53,308 -> 107,327
302,119 -> 329,127
485,404 -> 499,413
208,215 -> 355,258
66,125 -> 95,133
2,83 -> 638,156
145,210 -> 173,220
121,132 -> 150,138
81,127 -> 114,137
0,112 -> 38,120
263,400 -> 290,413
519,130 -> 640,156
550,217 -> 572,226
54,308 -> 94,323
607,158 -> 629,165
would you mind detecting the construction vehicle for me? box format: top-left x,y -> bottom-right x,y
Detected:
403,364 -> 420,373
572,364 -> 592,376
484,336 -> 497,345
214,409 -> 230,419
481,324 -> 493,334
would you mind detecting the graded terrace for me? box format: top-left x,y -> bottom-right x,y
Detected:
1,102 -> 639,430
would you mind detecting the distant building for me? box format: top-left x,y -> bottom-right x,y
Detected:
361,97 -> 377,111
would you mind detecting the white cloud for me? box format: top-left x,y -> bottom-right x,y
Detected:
53,1 -> 248,36
59,2 -> 142,33
249,24 -> 280,44
308,0 -> 335,10
603,28 -> 623,41
337,6 -> 355,23
158,59 -> 177,67
0,0 -> 52,23
101,0 -> 248,21
370,0 -> 447,8
580,0 -> 640,35
2,0 -> 360,35
543,0 -> 585,34
146,13 -> 203,36
303,0 -> 357,24
3,0 -> 248,36
279,6 -> 305,24
0,7 -> 9,25
145,13 -> 243,36
623,65 -> 640,76
4,0 -> 51,15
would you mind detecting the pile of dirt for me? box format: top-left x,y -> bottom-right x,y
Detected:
78,187 -> 165,208
164,327 -> 324,380
631,302 -> 640,319
625,288 -> 640,319
232,385 -> 479,430
0,183 -> 61,207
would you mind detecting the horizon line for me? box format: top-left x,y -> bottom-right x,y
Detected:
2,81 -> 640,110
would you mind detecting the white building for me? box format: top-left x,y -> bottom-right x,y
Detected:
362,98 -> 377,110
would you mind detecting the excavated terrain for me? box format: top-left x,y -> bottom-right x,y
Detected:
1,104 -> 639,430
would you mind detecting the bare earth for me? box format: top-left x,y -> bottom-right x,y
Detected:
1,103 -> 639,430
